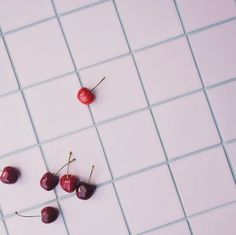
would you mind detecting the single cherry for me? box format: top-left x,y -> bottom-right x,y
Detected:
76,165 -> 96,200
0,166 -> 20,184
15,206 -> 59,224
77,76 -> 106,105
40,152 -> 75,191
60,152 -> 79,193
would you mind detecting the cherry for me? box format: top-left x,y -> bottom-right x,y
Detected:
15,206 -> 59,224
40,152 -> 75,191
0,166 -> 20,184
76,165 -> 96,200
60,152 -> 79,193
77,77 -> 106,105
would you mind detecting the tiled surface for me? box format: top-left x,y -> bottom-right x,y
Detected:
1,1 -> 236,235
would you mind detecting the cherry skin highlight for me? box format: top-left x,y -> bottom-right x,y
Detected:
76,182 -> 96,200
0,166 -> 20,184
77,87 -> 95,105
41,207 -> 59,224
40,172 -> 59,191
60,174 -> 79,193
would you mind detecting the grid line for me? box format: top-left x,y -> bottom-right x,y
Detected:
173,0 -> 236,183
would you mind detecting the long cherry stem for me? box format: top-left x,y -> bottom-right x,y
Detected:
54,153 -> 75,176
88,165 -> 95,183
67,151 -> 73,178
90,77 -> 106,92
15,211 -> 41,218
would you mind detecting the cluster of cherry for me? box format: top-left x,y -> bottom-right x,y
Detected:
0,77 -> 106,224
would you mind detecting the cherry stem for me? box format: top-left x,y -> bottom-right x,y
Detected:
67,151 -> 73,178
88,165 -> 95,184
90,77 -> 106,92
15,211 -> 41,218
54,155 -> 75,176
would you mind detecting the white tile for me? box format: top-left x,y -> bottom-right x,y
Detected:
54,0 -> 100,14
6,20 -> 74,87
115,166 -> 184,234
207,81 -> 236,141
115,0 -> 183,50
61,1 -> 128,68
80,56 -> 147,122
0,0 -> 54,32
60,185 -> 129,235
176,0 -> 236,31
135,37 -> 201,104
0,148 -> 56,215
98,110 -> 165,177
226,142 -> 236,178
42,128 -> 111,197
0,93 -> 36,156
0,221 -> 7,235
24,74 -> 92,141
146,222 -> 191,235
6,202 -> 67,235
0,38 -> 18,95
190,204 -> 236,235
153,92 -> 220,158
171,147 -> 236,215
190,21 -> 236,86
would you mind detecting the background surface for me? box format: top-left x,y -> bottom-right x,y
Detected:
0,0 -> 236,234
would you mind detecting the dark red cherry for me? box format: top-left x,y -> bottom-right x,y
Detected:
76,182 -> 96,200
0,166 -> 20,184
60,174 -> 79,193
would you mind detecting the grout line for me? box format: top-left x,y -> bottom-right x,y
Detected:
173,0 -> 236,184
0,206 -> 10,235
112,1 -> 194,234
50,0 -> 132,234
0,28 -> 71,235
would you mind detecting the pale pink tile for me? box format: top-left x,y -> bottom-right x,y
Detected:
0,221 -> 7,235
146,222 -> 191,235
98,110 -> 165,177
61,2 -> 128,68
24,74 -> 92,141
0,148 -> 56,215
54,0 -> 100,13
115,0 -> 183,50
207,81 -> 236,141
6,20 -> 74,86
80,56 -> 147,122
0,38 -> 18,95
226,142 -> 236,177
5,203 -> 67,235
171,147 -> 236,215
0,0 -> 54,32
42,128 -> 111,197
153,92 -> 220,158
60,185 -> 129,235
190,204 -> 236,235
135,37 -> 201,104
0,93 -> 36,156
190,21 -> 236,86
115,166 -> 184,234
176,0 -> 236,31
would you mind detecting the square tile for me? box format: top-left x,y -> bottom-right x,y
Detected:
42,128 -> 111,197
6,20 -> 74,87
0,148 -> 56,215
98,110 -> 165,177
152,92 -> 220,158
190,21 -> 236,86
24,74 -> 92,141
115,0 -> 183,50
0,220 -> 7,235
54,0 -> 100,14
207,81 -> 236,141
135,37 -> 201,104
0,0 -> 54,32
5,202 -> 67,235
176,0 -> 236,31
146,222 -> 191,235
61,1 -> 128,68
0,38 -> 18,95
0,93 -> 36,156
171,147 -> 236,215
115,166 -> 184,234
60,185 -> 129,235
190,204 -> 236,235
226,142 -> 236,178
80,55 -> 147,122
